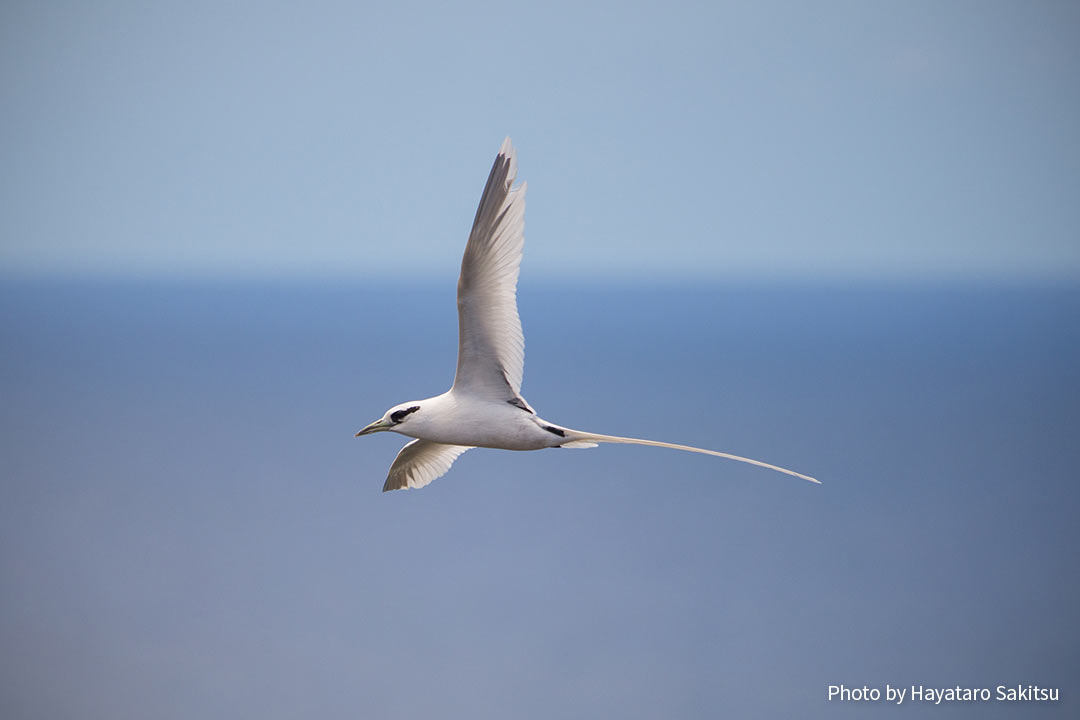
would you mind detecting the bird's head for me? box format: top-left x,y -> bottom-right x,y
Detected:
354,402 -> 422,437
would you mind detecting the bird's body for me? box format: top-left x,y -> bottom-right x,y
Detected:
357,138 -> 818,491
386,392 -> 564,451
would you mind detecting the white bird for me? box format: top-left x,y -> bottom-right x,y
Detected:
356,138 -> 819,491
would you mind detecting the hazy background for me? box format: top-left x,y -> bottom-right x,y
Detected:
2,1 -> 1078,718
2,0 -> 1078,280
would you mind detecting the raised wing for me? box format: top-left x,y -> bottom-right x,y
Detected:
383,439 -> 473,492
452,137 -> 531,409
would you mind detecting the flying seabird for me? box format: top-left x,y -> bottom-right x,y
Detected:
356,138 -> 818,491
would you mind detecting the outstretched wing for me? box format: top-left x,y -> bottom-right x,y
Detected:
452,137 -> 531,409
383,439 -> 473,492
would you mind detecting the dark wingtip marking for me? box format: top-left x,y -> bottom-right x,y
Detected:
543,425 -> 565,437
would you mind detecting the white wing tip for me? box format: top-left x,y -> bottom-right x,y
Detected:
382,474 -> 426,492
499,137 -> 518,185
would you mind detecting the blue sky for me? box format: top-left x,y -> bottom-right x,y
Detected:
2,0 -> 1078,280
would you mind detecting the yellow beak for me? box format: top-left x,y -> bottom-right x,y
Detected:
355,419 -> 392,437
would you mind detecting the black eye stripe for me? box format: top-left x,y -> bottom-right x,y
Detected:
390,406 -> 420,424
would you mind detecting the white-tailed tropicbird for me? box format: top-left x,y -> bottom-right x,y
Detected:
356,138 -> 819,491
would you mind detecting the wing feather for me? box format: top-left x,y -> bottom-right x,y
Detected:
453,137 -> 529,405
383,439 -> 472,492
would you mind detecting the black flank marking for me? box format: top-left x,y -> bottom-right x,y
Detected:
507,398 -> 534,413
543,425 -> 565,437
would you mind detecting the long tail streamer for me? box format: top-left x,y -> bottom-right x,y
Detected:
563,430 -> 820,484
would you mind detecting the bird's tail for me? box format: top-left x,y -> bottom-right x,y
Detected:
559,429 -> 820,484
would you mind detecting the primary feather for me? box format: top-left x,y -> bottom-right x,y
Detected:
452,137 -> 530,409
384,440 -> 473,491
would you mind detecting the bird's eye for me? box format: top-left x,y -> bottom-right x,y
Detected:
390,406 -> 420,424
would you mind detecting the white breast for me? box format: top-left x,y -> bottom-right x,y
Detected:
398,392 -> 558,451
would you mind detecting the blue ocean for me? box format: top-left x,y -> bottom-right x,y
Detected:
1,279 -> 1077,718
